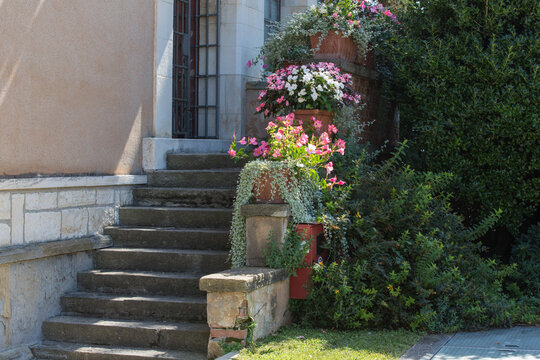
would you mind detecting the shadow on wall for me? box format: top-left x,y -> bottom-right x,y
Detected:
0,0 -> 155,176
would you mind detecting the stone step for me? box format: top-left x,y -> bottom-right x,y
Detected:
133,187 -> 236,208
148,169 -> 241,188
61,292 -> 207,322
42,316 -> 209,353
167,153 -> 244,170
31,341 -> 207,360
118,206 -> 233,229
104,226 -> 229,251
95,248 -> 230,274
78,270 -> 205,297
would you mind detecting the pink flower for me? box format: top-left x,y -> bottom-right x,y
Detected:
306,144 -> 317,154
265,109 -> 270,116
332,12 -> 338,19
348,20 -> 354,25
319,132 -> 330,145
276,96 -> 285,104
325,161 -> 334,175
258,90 -> 266,100
239,137 -> 247,145
272,149 -> 281,158
333,23 -> 339,28
228,148 -> 236,157
253,146 -> 263,157
328,124 -> 338,134
329,176 -> 337,183
246,60 -> 252,68
298,133 -> 309,145
275,130 -> 285,140
348,12 -> 353,17
249,137 -> 258,146
265,122 -> 277,131
336,180 -> 346,186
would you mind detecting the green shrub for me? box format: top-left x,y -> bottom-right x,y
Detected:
296,145 -> 539,332
380,0 -> 539,234
509,223 -> 540,297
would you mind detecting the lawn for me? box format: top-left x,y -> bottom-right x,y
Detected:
233,326 -> 424,360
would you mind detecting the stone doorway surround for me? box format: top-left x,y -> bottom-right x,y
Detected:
145,0 -> 316,171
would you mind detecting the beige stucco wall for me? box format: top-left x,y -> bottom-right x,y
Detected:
0,0 -> 155,176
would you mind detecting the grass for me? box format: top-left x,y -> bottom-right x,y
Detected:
234,326 -> 425,360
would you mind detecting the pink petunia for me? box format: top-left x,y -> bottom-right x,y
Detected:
246,60 -> 252,68
239,137 -> 247,145
228,148 -> 236,157
249,137 -> 258,146
313,119 -> 322,130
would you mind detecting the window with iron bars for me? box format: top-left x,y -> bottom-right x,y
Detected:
173,0 -> 220,138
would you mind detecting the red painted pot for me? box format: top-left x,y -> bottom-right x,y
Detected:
252,169 -> 291,204
310,31 -> 357,63
290,223 -> 324,299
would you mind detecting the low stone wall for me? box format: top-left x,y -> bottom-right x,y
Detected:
0,175 -> 145,353
200,267 -> 291,359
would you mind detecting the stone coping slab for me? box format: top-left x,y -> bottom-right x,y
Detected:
240,204 -> 290,218
0,235 -> 112,265
0,175 -> 147,191
200,267 -> 288,293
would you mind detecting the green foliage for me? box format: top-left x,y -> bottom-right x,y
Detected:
296,144 -> 539,332
380,0 -> 540,234
509,223 -> 540,297
264,227 -> 312,277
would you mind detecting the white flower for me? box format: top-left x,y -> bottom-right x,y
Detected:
316,84 -> 324,92
298,97 -> 305,103
311,91 -> 318,101
298,88 -> 307,96
303,73 -> 313,83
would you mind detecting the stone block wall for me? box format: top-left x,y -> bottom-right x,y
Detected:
0,176 -> 145,248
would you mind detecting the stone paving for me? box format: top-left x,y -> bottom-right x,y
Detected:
402,326 -> 540,360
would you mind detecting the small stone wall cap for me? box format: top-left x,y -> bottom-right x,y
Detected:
200,267 -> 288,293
240,204 -> 290,218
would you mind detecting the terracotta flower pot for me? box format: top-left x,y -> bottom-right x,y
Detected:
290,223 -> 324,299
252,169 -> 291,204
310,31 -> 357,63
294,109 -> 333,132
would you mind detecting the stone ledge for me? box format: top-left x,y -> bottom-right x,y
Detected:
0,175 -> 147,191
240,204 -> 290,218
0,234 -> 112,265
200,267 -> 288,293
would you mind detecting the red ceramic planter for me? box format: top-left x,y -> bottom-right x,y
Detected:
290,223 -> 324,299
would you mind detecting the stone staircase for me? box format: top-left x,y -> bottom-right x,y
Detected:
31,154 -> 241,360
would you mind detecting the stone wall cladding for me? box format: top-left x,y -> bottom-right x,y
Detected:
0,176 -> 142,249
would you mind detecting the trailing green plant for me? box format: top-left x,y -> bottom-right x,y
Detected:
264,227 -> 312,276
380,0 -> 540,235
252,0 -> 398,72
294,143 -> 540,332
229,160 -> 320,267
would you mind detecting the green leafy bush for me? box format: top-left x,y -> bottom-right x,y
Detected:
380,0 -> 539,234
295,145 -> 539,332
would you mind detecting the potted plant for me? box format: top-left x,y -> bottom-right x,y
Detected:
250,0 -> 398,71
255,62 -> 362,126
227,113 -> 346,267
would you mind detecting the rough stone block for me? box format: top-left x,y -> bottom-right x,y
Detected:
207,292 -> 246,329
247,278 -> 291,340
11,194 -> 24,245
24,211 -> 61,243
61,208 -> 89,239
96,189 -> 115,205
0,193 -> 10,220
58,190 -> 96,208
208,338 -> 223,360
117,188 -> 133,206
25,192 -> 57,211
246,216 -> 289,266
88,207 -> 115,235
0,224 -> 11,247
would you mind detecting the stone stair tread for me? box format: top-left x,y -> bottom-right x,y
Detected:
63,291 -> 206,304
33,341 -> 207,360
121,206 -> 233,211
45,315 -> 209,331
153,168 -> 242,173
98,247 -> 229,256
105,225 -> 229,234
81,269 -> 206,280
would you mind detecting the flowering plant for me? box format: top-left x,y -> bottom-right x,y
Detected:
250,0 -> 398,72
229,113 -> 346,189
255,62 -> 361,116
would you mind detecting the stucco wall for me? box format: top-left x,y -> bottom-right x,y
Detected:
0,0 -> 155,176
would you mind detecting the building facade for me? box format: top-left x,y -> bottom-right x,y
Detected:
0,0 -> 315,355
